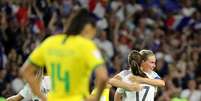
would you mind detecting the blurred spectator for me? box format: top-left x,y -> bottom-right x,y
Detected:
0,43 -> 7,69
171,90 -> 187,101
10,69 -> 24,93
157,77 -> 177,101
195,53 -> 201,79
0,69 -> 7,96
107,53 -> 124,100
180,79 -> 201,101
107,53 -> 123,77
95,30 -> 114,60
116,32 -> 131,61
0,68 -> 13,98
16,0 -> 29,27
156,52 -> 169,78
181,0 -> 196,17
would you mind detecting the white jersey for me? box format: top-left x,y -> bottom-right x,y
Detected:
19,76 -> 51,101
116,70 -> 161,101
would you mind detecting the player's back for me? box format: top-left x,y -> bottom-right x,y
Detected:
124,84 -> 155,101
35,34 -> 103,100
122,74 -> 156,101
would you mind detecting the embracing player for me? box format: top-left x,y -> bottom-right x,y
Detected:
109,50 -> 165,101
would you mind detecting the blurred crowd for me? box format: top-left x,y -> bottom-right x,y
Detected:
0,0 -> 201,101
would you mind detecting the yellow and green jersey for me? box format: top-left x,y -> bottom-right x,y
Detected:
28,34 -> 104,101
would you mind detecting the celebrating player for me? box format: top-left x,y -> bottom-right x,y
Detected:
7,68 -> 50,101
109,50 -> 165,101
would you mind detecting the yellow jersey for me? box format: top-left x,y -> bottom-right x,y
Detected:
28,34 -> 104,101
91,88 -> 110,101
91,84 -> 111,101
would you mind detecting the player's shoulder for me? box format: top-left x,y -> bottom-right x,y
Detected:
38,34 -> 66,48
76,36 -> 96,46
118,70 -> 132,78
44,34 -> 66,42
71,36 -> 98,51
151,71 -> 158,75
35,34 -> 65,50
150,71 -> 161,79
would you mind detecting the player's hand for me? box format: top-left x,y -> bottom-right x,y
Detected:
126,82 -> 142,91
128,75 -> 145,83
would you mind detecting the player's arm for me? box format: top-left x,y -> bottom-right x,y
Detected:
91,65 -> 108,101
20,63 -> 46,101
86,65 -> 108,101
20,37 -> 50,101
84,42 -> 109,101
114,92 -> 122,101
6,94 -> 24,101
7,83 -> 32,101
128,75 -> 165,87
114,88 -> 125,101
7,82 -> 34,101
108,74 -> 141,91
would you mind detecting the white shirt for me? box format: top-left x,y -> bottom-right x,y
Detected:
116,70 -> 160,101
19,76 -> 51,101
94,38 -> 114,59
180,89 -> 201,101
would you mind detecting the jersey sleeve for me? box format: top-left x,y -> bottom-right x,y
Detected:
19,84 -> 32,98
116,88 -> 125,94
117,70 -> 130,79
28,39 -> 48,68
84,42 -> 104,70
152,71 -> 161,79
32,96 -> 40,101
42,76 -> 51,92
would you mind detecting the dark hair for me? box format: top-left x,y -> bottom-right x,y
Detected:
65,8 -> 96,35
128,50 -> 147,77
139,50 -> 155,61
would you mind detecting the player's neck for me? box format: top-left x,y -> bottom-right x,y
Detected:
142,68 -> 152,73
80,24 -> 95,39
80,32 -> 93,39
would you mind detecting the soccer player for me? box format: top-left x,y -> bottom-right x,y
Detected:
7,69 -> 50,101
20,8 -> 108,101
109,50 -> 165,101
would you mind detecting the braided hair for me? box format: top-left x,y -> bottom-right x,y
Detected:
128,50 -> 147,77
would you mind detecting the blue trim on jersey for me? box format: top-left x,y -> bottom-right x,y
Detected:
154,77 -> 161,79
152,71 -> 161,79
